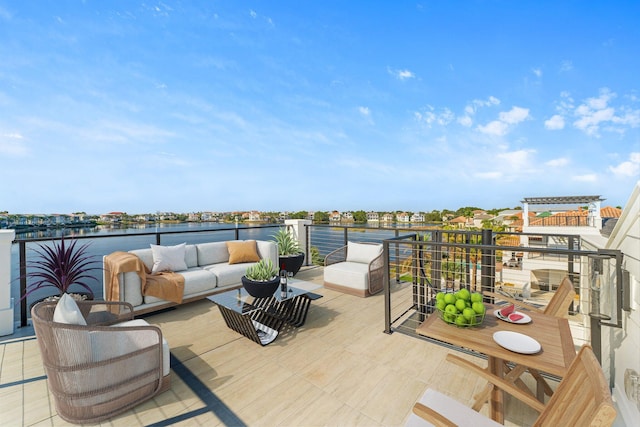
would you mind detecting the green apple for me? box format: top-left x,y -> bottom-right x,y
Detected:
472,301 -> 486,315
436,299 -> 447,311
445,304 -> 458,315
462,307 -> 476,321
455,314 -> 468,326
458,288 -> 471,301
443,312 -> 456,323
455,299 -> 467,312
470,292 -> 483,303
436,292 -> 445,302
444,293 -> 456,305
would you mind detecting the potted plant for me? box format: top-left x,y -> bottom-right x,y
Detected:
271,228 -> 305,276
20,236 -> 101,305
241,259 -> 279,298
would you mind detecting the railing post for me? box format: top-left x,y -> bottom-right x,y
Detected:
285,219 -> 312,266
383,240 -> 391,334
481,229 -> 495,295
343,227 -> 348,247
19,240 -> 27,327
0,230 -> 16,335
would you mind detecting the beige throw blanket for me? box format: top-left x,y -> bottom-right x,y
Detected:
104,251 -> 185,304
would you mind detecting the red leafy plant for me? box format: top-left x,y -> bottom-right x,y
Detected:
20,236 -> 101,301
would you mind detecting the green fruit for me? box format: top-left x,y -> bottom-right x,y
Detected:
444,293 -> 456,305
472,301 -> 486,315
471,292 -> 483,303
463,307 -> 476,321
443,312 -> 456,323
445,304 -> 458,315
458,288 -> 471,301
455,299 -> 467,312
455,315 -> 468,326
436,299 -> 447,311
436,292 -> 445,302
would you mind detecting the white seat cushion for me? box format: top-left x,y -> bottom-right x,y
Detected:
323,261 -> 370,291
405,389 -> 501,427
112,319 -> 170,377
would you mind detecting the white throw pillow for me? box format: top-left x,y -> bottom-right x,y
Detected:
150,243 -> 188,273
345,241 -> 383,264
53,293 -> 87,326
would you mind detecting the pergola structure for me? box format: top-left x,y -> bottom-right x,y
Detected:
521,195 -> 604,229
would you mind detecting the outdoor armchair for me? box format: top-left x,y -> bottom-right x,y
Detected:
31,300 -> 171,424
324,241 -> 384,297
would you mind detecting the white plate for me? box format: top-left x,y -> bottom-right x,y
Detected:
493,331 -> 541,354
494,310 -> 532,324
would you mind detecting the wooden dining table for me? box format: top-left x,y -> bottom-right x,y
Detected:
416,304 -> 576,423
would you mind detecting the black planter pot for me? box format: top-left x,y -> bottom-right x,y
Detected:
241,276 -> 279,298
278,253 -> 305,276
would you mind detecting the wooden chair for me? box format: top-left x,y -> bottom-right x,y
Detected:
477,276 -> 577,405
406,345 -> 617,427
31,300 -> 171,424
484,276 -> 577,319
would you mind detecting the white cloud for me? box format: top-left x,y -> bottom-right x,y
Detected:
497,149 -> 535,169
609,152 -> 640,177
500,106 -> 530,124
0,133 -> 28,156
532,68 -> 542,77
388,67 -> 415,80
477,106 -> 529,136
477,120 -> 508,136
249,9 -> 257,18
414,106 -> 454,127
546,157 -> 569,167
572,174 -> 598,182
544,114 -> 565,130
560,60 -> 573,72
457,115 -> 472,127
358,106 -> 370,116
474,171 -> 502,179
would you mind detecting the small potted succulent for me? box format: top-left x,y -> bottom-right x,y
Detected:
241,259 -> 279,298
271,228 -> 305,276
20,236 -> 101,305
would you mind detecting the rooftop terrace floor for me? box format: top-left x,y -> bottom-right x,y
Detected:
1,267 -> 550,426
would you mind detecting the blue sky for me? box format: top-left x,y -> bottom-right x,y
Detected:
1,1 -> 639,215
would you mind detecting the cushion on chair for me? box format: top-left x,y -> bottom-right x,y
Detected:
111,319 -> 170,376
323,261 -> 370,291
226,240 -> 261,264
346,242 -> 382,264
53,293 -> 87,326
150,243 -> 188,273
404,389 -> 501,427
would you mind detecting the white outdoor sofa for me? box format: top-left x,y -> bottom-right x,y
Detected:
103,240 -> 278,315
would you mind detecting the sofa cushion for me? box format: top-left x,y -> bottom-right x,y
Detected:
130,248 -> 154,272
122,271 -> 144,307
226,240 -> 261,264
185,244 -> 198,268
53,293 -> 87,326
196,242 -> 229,266
144,268 -> 216,304
113,319 -> 171,377
346,242 -> 382,264
150,243 -> 188,273
204,262 -> 255,287
323,261 -> 370,291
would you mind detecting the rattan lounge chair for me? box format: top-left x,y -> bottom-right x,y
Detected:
324,241 -> 384,297
31,300 -> 171,424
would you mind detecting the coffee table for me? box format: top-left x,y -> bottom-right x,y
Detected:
207,279 -> 323,346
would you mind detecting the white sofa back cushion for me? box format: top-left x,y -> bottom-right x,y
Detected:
346,242 -> 383,264
197,242 -> 230,266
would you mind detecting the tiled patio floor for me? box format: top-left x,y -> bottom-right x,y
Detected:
1,267 -> 547,426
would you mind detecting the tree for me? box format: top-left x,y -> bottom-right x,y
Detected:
313,211 -> 329,223
353,210 -> 367,223
291,211 -> 308,219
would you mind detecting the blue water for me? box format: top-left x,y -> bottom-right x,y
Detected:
9,222 -> 417,321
